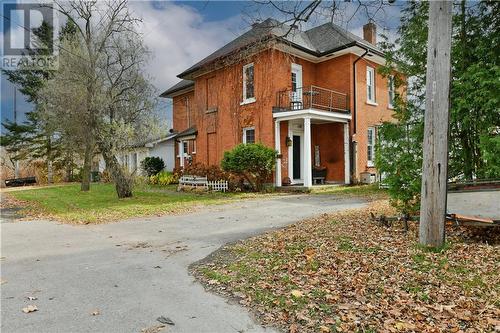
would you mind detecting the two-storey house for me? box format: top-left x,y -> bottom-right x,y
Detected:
161,19 -> 397,188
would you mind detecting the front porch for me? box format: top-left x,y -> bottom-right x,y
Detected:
273,107 -> 351,189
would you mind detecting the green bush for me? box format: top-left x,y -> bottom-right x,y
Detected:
141,157 -> 165,177
221,143 -> 276,191
149,171 -> 178,186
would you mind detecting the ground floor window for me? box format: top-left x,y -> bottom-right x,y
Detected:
367,127 -> 375,167
243,127 -> 255,144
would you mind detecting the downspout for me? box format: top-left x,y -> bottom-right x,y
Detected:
352,47 -> 369,134
351,47 -> 369,182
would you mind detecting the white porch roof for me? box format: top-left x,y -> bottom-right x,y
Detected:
272,108 -> 351,123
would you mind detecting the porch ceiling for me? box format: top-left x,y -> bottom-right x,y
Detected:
272,108 -> 351,123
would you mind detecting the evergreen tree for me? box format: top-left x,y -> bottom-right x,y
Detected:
377,0 -> 500,214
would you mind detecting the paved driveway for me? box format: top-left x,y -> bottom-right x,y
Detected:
1,195 -> 366,333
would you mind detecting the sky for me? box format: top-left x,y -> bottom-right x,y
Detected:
1,0 -> 403,133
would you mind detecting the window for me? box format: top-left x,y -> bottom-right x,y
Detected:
291,72 -> 297,92
206,76 -> 217,110
366,66 -> 376,103
367,127 -> 375,167
388,75 -> 395,108
183,141 -> 188,155
192,140 -> 196,154
242,63 -> 255,103
243,127 -> 255,144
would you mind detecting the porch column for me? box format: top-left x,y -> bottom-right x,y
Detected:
303,117 -> 312,188
274,120 -> 282,187
344,122 -> 351,184
178,141 -> 184,167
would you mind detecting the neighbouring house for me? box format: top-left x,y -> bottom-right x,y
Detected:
95,133 -> 177,175
160,19 -> 400,188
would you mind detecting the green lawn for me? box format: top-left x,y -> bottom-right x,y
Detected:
311,183 -> 387,198
7,183 -> 252,224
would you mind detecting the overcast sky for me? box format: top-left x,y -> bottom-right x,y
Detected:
1,0 -> 403,131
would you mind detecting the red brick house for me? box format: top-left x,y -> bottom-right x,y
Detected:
161,19 -> 397,188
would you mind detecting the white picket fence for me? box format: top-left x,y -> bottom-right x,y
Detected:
179,175 -> 228,192
206,180 -> 229,192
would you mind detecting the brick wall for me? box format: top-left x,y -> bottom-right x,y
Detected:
171,48 -> 397,182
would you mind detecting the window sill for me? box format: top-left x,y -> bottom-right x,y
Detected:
240,98 -> 256,106
205,107 -> 218,114
366,101 -> 378,106
388,105 -> 394,110
367,162 -> 375,168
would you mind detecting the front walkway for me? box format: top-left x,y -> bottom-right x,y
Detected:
1,195 -> 366,333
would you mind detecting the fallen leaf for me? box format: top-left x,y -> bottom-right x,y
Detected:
91,310 -> 100,316
22,305 -> 38,313
291,290 -> 304,298
27,296 -> 38,301
156,316 -> 174,326
319,325 -> 331,332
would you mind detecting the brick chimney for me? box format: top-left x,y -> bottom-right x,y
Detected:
363,22 -> 376,45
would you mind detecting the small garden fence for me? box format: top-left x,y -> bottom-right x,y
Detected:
179,175 -> 228,192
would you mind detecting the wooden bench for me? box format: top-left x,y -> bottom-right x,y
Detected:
179,175 -> 208,187
179,175 -> 228,192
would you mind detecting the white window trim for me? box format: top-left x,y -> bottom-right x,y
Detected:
192,140 -> 196,154
242,63 -> 255,104
388,75 -> 395,109
367,127 -> 375,167
366,66 -> 376,104
242,126 -> 255,144
291,63 -> 303,102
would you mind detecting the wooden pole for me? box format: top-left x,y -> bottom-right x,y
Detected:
419,1 -> 453,247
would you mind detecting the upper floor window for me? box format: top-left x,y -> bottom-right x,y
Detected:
366,66 -> 376,104
291,71 -> 297,92
388,75 -> 395,108
243,127 -> 255,144
206,76 -> 217,111
242,63 -> 255,103
367,127 -> 375,167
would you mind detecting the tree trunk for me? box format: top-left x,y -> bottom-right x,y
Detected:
47,160 -> 53,184
100,145 -> 132,198
419,0 -> 453,248
81,141 -> 92,191
47,135 -> 53,184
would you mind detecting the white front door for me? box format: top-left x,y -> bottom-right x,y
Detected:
291,63 -> 303,103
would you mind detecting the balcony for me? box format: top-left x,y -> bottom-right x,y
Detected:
273,85 -> 349,114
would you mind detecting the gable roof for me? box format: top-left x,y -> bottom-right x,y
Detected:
173,18 -> 383,81
305,22 -> 382,54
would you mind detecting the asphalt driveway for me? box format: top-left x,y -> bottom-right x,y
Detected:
1,194 -> 366,333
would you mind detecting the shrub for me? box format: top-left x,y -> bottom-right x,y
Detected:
141,157 -> 165,177
149,171 -> 178,185
177,162 -> 244,191
221,143 -> 277,191
100,169 -> 113,183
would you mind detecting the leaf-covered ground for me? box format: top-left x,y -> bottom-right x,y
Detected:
193,201 -> 500,333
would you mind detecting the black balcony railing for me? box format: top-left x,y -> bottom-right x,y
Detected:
274,85 -> 349,113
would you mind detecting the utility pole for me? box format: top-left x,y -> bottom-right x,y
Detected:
13,84 -> 20,179
419,1 -> 453,247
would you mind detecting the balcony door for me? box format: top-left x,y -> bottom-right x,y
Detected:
291,63 -> 303,104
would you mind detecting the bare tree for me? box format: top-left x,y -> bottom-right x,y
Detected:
44,0 -> 156,198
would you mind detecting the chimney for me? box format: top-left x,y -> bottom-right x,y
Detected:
363,22 -> 376,45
